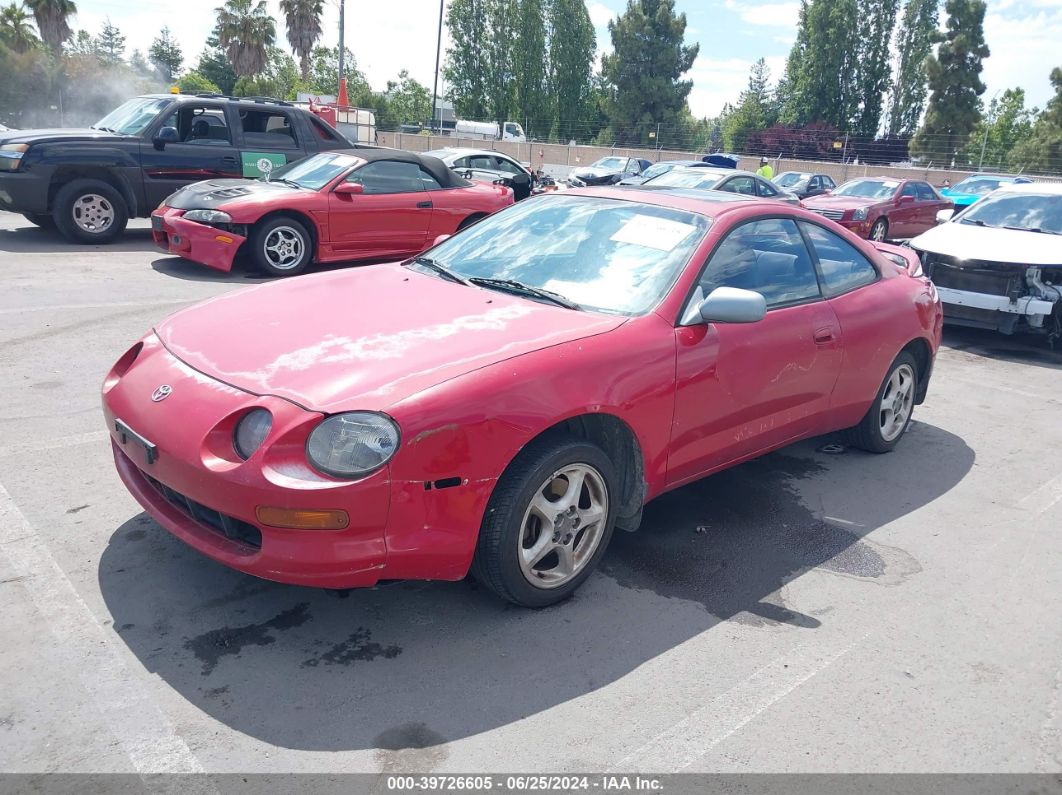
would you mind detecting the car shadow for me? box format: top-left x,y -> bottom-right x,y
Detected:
98,421 -> 974,752
0,223 -> 159,254
942,325 -> 1062,371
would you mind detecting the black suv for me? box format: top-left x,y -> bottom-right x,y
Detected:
0,93 -> 358,243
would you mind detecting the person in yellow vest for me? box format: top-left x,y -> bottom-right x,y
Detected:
756,156 -> 774,180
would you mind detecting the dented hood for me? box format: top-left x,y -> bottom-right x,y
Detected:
911,221 -> 1062,267
155,264 -> 625,413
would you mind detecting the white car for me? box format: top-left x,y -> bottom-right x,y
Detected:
910,182 -> 1062,339
424,148 -> 533,200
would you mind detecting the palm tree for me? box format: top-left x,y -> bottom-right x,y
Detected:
0,2 -> 40,52
279,0 -> 322,80
214,0 -> 275,78
24,0 -> 73,55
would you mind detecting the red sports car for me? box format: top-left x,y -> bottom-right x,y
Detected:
150,149 -> 514,276
106,188 -> 942,607
802,177 -> 953,241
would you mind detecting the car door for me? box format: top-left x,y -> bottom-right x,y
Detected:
139,103 -> 242,208
890,182 -> 921,238
667,217 -> 843,486
913,181 -> 946,235
718,175 -> 758,197
491,155 -> 532,200
326,160 -> 434,258
805,176 -> 824,198
233,107 -> 303,179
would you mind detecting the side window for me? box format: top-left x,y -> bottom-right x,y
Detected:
452,156 -> 470,168
800,223 -> 879,295
239,109 -> 299,149
809,177 -> 821,190
468,155 -> 495,169
720,176 -> 756,195
698,218 -> 821,308
756,179 -> 778,197
419,167 -> 442,190
159,106 -> 231,145
900,182 -> 918,198
346,160 -> 425,194
915,182 -> 937,201
309,116 -> 345,144
493,157 -> 524,175
823,175 -> 836,189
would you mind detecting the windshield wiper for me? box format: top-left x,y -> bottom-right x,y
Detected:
1004,225 -> 1060,235
92,125 -> 116,132
268,177 -> 303,189
960,218 -> 988,226
407,256 -> 470,285
468,277 -> 581,310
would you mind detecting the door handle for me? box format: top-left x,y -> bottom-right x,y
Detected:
416,200 -> 433,209
222,156 -> 238,165
813,327 -> 835,344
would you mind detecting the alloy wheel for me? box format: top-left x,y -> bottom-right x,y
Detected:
263,226 -> 305,270
72,194 -> 114,234
879,363 -> 915,442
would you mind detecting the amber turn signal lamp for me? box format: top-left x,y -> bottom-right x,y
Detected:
255,506 -> 349,530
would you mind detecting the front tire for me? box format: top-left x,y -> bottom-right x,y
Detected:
473,436 -> 617,607
250,215 -> 313,277
53,179 -> 129,243
869,217 -> 889,242
844,351 -> 918,453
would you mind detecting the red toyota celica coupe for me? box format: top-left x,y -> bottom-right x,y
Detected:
150,149 -> 514,276
108,188 -> 942,607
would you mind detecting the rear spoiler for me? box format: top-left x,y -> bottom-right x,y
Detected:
872,241 -> 923,277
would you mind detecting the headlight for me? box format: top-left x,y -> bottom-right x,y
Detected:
0,143 -> 28,171
852,207 -> 868,221
183,209 -> 232,225
306,412 -> 399,478
234,409 -> 272,460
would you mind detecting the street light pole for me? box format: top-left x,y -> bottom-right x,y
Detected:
338,0 -> 345,85
431,0 -> 444,134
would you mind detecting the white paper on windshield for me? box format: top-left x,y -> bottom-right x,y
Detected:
882,180 -> 899,188
609,214 -> 698,251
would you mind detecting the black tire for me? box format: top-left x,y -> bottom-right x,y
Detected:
249,215 -> 313,277
52,178 -> 128,243
869,217 -> 889,242
843,351 -> 919,453
472,435 -> 618,607
457,214 -> 485,232
22,213 -> 56,230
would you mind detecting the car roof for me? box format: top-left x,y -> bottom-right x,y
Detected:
425,147 -> 515,159
564,185 -> 765,218
990,181 -> 1062,196
327,147 -> 471,187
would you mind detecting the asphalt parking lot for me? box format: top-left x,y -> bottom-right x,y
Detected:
0,211 -> 1060,776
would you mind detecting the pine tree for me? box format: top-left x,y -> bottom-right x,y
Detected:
853,0 -> 900,137
886,0 -> 939,137
149,26 -> 183,82
722,58 -> 774,152
910,0 -> 990,165
96,17 -> 124,65
512,0 -> 547,135
443,0 -> 489,119
548,0 -> 596,141
1009,69 -> 1062,174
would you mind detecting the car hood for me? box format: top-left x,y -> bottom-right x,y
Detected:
164,178 -> 303,210
155,264 -> 626,413
802,194 -> 877,210
910,222 -> 1062,267
0,128 -> 123,145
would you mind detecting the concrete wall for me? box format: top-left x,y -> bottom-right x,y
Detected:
378,131 -> 1062,186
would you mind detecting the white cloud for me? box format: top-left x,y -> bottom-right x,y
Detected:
686,54 -> 787,118
982,8 -> 1062,112
587,2 -> 615,28
723,0 -> 801,27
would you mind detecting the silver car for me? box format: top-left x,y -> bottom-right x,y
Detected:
424,147 -> 533,200
640,167 -> 801,205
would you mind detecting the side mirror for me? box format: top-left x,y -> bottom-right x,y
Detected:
935,208 -> 955,224
334,182 -> 364,196
153,126 -> 179,150
698,286 -> 766,324
897,195 -> 916,205
433,234 -> 452,246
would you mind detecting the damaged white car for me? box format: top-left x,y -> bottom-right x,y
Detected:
910,182 -> 1062,342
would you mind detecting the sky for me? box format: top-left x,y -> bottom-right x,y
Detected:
71,0 -> 1062,121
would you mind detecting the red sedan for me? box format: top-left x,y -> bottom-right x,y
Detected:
802,177 -> 953,241
150,149 -> 514,276
106,188 -> 942,607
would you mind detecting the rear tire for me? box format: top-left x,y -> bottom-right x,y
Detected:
869,217 -> 889,242
472,435 -> 617,607
22,213 -> 55,230
53,179 -> 128,244
250,215 -> 313,277
457,214 -> 485,232
843,351 -> 918,453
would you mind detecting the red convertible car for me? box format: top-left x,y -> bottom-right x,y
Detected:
802,177 -> 953,241
150,149 -> 514,276
106,188 -> 942,607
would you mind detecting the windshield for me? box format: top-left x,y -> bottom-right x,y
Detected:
639,163 -> 678,180
951,176 -> 1009,196
592,157 -> 627,171
93,97 -> 171,135
647,168 -> 724,188
833,179 -> 899,200
266,152 -> 362,190
960,192 -> 1062,234
775,172 -> 808,188
416,195 -> 710,315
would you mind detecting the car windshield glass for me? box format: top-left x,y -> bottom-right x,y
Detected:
93,97 -> 171,135
775,173 -> 808,188
416,195 -> 710,315
639,163 -> 676,180
960,192 -> 1062,234
266,152 -> 361,189
833,179 -> 899,200
952,176 -> 1006,195
648,169 -> 722,188
592,157 -> 626,170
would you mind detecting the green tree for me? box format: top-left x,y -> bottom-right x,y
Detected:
779,0 -> 859,130
128,48 -> 149,73
853,0 -> 899,137
177,70 -> 222,94
385,69 -> 431,125
886,0 -> 939,137
215,0 -> 275,78
302,46 -> 369,99
910,0 -> 990,165
65,27 -> 94,56
96,17 -> 124,65
722,58 -> 773,152
0,3 -> 38,53
149,27 -> 182,81
195,33 -> 237,94
25,0 -> 74,55
600,0 -> 699,147
482,0 -> 516,125
512,0 -> 546,134
548,0 -> 596,142
279,0 -> 321,80
961,88 -> 1034,169
443,0 -> 489,119
1009,69 -> 1062,174
233,46 -> 297,98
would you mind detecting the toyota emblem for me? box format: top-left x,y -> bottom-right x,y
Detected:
151,385 -> 173,402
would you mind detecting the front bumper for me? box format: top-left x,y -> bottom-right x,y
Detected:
151,207 -> 246,272
833,218 -> 872,237
0,170 -> 50,214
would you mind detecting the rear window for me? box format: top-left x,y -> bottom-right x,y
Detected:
309,116 -> 345,144
239,109 -> 298,149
